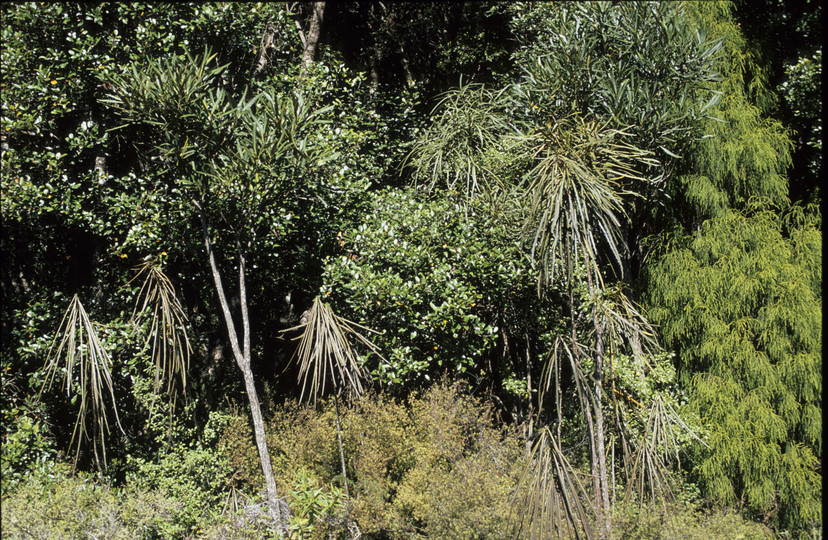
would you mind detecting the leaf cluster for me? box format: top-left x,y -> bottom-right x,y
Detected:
323,189 -> 548,389
510,1 -> 723,164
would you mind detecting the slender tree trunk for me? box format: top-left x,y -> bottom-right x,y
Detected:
581,371 -> 602,525
525,334 -> 534,443
369,41 -> 383,95
397,41 -> 414,87
365,2 -> 380,96
302,2 -> 325,70
566,241 -> 601,517
593,317 -> 611,538
194,201 -> 282,523
563,243 -> 575,445
586,270 -> 611,539
252,22 -> 277,77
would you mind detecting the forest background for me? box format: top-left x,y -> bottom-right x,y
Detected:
0,1 -> 821,539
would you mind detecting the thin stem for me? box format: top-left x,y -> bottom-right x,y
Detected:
193,199 -> 244,365
334,392 -> 349,498
586,267 -> 611,539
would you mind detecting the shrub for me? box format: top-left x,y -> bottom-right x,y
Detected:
0,462 -> 183,539
267,401 -> 341,493
125,443 -> 233,537
219,413 -> 265,491
0,367 -> 56,495
336,392 -> 413,535
393,382 -> 525,539
287,468 -> 353,539
1,463 -> 123,539
611,501 -> 775,540
218,380 -> 527,538
218,381 -> 791,539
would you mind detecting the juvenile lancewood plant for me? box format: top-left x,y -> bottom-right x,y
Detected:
40,259 -> 192,470
282,295 -> 383,498
40,295 -> 122,470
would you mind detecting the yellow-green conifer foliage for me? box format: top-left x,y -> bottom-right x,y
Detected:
676,1 -> 793,221
646,203 -> 821,530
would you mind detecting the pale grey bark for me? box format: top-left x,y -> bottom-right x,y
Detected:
525,334 -> 535,445
294,19 -> 307,48
194,199 -> 283,526
369,41 -> 383,95
396,41 -> 414,87
586,270 -> 611,539
593,318 -> 611,539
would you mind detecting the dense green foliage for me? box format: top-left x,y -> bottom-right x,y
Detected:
1,1 -> 820,538
323,189 -> 548,395
646,203 -> 822,529
2,382 -> 773,540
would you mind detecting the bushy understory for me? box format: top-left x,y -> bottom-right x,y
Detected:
2,381 -> 777,540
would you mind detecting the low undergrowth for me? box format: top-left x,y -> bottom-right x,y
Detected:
2,381 -> 787,539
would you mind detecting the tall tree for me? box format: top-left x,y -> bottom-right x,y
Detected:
1,1 -> 297,478
646,202 -> 821,530
102,49 -> 340,525
511,113 -> 664,539
406,4 -> 741,537
671,1 -> 793,227
508,1 -> 724,285
645,5 -> 821,532
407,75 -> 684,540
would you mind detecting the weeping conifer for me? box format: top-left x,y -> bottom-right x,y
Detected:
646,203 -> 821,529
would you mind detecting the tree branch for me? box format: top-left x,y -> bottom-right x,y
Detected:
294,19 -> 307,49
286,2 -> 308,48
252,21 -> 277,77
237,240 -> 251,362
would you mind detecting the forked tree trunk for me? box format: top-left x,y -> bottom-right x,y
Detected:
194,201 -> 282,524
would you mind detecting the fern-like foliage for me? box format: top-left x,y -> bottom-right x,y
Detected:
646,203 -> 821,529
